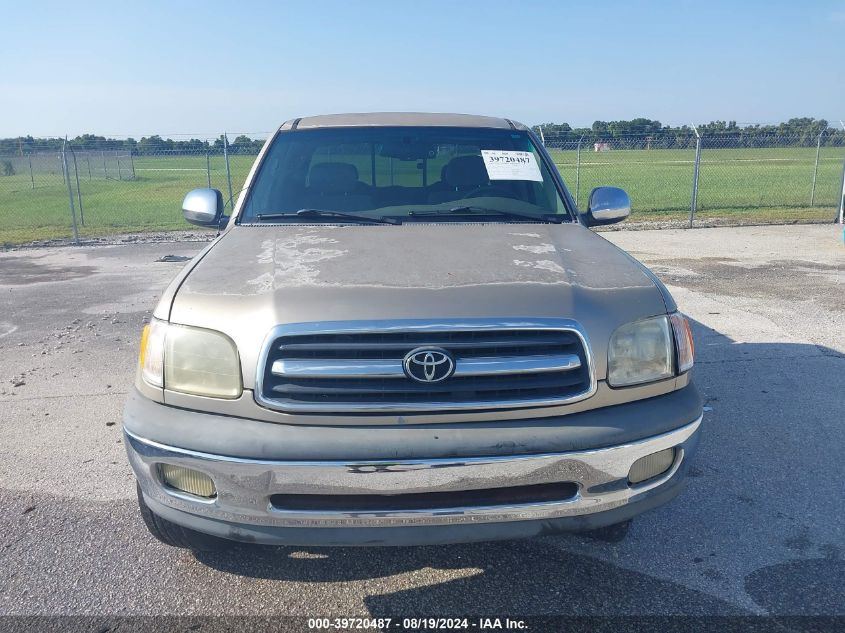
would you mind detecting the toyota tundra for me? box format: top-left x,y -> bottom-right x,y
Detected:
124,112 -> 701,551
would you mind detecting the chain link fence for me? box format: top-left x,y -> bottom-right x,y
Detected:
0,135 -> 268,244
545,130 -> 845,226
1,130 -> 844,245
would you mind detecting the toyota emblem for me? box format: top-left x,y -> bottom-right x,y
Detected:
403,347 -> 455,383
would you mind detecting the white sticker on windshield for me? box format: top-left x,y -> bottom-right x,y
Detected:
481,150 -> 543,182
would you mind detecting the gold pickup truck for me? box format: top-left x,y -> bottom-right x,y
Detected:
123,112 -> 701,551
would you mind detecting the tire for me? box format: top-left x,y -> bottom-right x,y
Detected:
136,482 -> 233,552
583,519 -> 632,543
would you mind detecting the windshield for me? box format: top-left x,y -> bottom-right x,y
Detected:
238,127 -> 573,224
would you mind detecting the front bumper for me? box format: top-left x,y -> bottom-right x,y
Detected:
125,409 -> 701,546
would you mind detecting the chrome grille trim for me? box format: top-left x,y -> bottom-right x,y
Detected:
255,319 -> 596,413
272,359 -> 402,379
271,354 -> 581,380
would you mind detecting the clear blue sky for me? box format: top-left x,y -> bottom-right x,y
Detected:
1,0 -> 843,137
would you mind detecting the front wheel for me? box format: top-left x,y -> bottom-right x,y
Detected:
136,483 -> 233,552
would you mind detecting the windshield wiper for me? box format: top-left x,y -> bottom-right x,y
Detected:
408,206 -> 563,224
255,209 -> 400,225
450,206 -> 565,223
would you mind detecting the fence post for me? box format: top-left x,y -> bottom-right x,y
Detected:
838,157 -> 845,225
206,150 -> 212,188
575,134 -> 584,207
61,140 -> 80,243
86,155 -> 92,180
840,122 -> 845,224
222,132 -> 234,209
689,126 -> 702,227
810,130 -> 824,206
102,151 -> 108,179
117,155 -> 122,181
28,155 -> 34,189
70,148 -> 85,226
129,150 -> 135,179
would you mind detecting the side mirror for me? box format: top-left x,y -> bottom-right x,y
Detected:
582,186 -> 631,227
182,188 -> 225,228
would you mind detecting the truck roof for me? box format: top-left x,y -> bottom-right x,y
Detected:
279,112 -> 529,131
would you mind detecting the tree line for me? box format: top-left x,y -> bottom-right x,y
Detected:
1,118 -> 844,155
0,134 -> 267,156
531,117 -> 845,149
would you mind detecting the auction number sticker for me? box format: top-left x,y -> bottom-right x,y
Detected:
481,150 -> 543,182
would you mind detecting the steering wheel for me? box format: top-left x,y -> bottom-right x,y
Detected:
460,184 -> 518,200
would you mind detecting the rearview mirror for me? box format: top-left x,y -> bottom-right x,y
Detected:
182,188 -> 225,227
582,187 -> 631,227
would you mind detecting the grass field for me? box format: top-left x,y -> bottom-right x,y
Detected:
1,146 -> 842,244
549,146 -> 845,221
0,155 -> 256,244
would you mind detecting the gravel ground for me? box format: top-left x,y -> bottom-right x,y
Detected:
0,224 -> 843,622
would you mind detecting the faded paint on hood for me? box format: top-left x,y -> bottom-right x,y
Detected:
169,223 -> 667,388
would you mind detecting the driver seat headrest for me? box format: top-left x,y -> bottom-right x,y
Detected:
308,162 -> 360,195
442,155 -> 489,189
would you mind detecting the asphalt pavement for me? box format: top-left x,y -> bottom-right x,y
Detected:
0,225 -> 843,622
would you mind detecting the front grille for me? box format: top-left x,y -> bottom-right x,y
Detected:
270,482 -> 579,512
256,320 -> 594,413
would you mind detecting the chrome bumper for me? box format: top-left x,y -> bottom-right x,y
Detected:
126,415 -> 701,531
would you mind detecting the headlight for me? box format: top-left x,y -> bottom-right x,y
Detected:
669,312 -> 695,373
139,319 -> 166,387
607,315 -> 673,387
138,318 -> 242,399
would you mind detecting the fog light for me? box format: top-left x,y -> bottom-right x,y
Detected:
628,448 -> 676,484
158,464 -> 216,498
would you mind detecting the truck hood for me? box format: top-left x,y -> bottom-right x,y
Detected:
168,222 -> 667,387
